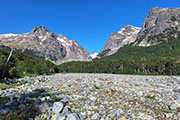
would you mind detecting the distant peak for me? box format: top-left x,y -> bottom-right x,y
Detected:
90,52 -> 98,59
30,26 -> 51,35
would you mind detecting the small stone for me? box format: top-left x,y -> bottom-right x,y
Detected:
0,90 -> 2,95
56,115 -> 66,120
91,113 -> 100,120
118,118 -> 128,120
39,102 -> 50,112
170,103 -> 180,110
0,109 -> 9,114
66,113 -> 80,120
62,106 -> 72,115
99,105 -> 106,114
34,98 -> 42,105
51,115 -> 57,120
18,104 -> 26,109
117,109 -> 124,119
165,113 -> 173,118
53,101 -> 64,114
89,96 -> 97,101
137,91 -> 143,97
108,110 -> 117,118
5,99 -> 18,106
80,115 -> 87,119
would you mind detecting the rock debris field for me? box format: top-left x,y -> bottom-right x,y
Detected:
0,73 -> 180,120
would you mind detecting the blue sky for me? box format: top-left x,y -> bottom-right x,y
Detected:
0,0 -> 180,53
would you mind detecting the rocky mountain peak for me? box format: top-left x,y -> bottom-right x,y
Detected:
99,25 -> 141,57
0,26 -> 92,64
30,26 -> 51,36
135,7 -> 180,46
117,25 -> 141,36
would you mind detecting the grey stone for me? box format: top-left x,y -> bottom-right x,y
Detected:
34,98 -> 42,105
108,110 -> 117,118
89,96 -> 97,101
62,106 -> 72,116
39,102 -> 49,112
137,91 -> 143,97
53,101 -> 64,114
66,113 -> 80,120
99,105 -> 106,114
170,103 -> 180,110
175,92 -> 180,100
56,115 -> 66,120
117,109 -> 124,118
5,99 -> 18,106
80,115 -> 87,119
0,108 -> 9,114
91,113 -> 100,120
18,104 -> 26,109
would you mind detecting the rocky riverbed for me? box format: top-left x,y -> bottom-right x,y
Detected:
0,73 -> 180,120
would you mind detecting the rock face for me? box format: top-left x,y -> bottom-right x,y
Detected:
0,26 -> 92,64
99,25 -> 141,57
135,7 -> 180,46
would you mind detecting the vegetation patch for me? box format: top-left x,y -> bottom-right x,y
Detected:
0,97 -> 9,107
0,107 -> 38,120
0,83 -> 9,90
145,94 -> 155,99
0,47 -> 58,79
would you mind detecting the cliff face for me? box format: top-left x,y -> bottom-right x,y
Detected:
135,7 -> 180,46
0,26 -> 92,64
99,25 -> 141,57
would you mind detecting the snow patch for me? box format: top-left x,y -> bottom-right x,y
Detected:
39,36 -> 43,39
0,33 -> 18,38
57,37 -> 71,46
90,52 -> 98,59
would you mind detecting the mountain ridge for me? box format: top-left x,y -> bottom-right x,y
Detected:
98,25 -> 141,57
0,26 -> 92,64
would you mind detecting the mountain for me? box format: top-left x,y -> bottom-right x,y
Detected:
135,7 -> 180,46
99,7 -> 180,60
99,25 -> 141,57
58,7 -> 180,75
90,52 -> 98,59
0,26 -> 92,64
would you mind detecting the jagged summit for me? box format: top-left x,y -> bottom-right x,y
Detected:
0,26 -> 92,64
99,25 -> 141,57
30,26 -> 52,36
135,7 -> 180,46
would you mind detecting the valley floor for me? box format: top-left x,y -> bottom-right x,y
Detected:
0,73 -> 180,120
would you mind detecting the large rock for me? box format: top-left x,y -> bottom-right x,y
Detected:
0,26 -> 92,64
52,101 -> 64,114
99,25 -> 141,57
